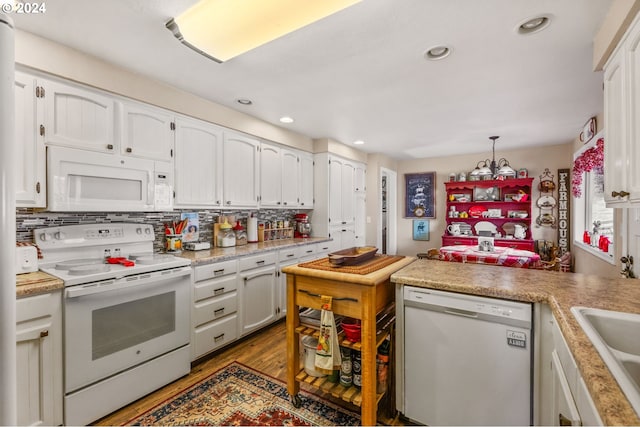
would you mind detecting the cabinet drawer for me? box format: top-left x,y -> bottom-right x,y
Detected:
279,248 -> 298,262
442,236 -> 477,246
193,292 -> 237,327
194,275 -> 237,302
495,239 -> 535,251
16,292 -> 59,322
193,314 -> 238,359
194,259 -> 237,282
297,244 -> 317,259
238,252 -> 277,271
315,242 -> 331,256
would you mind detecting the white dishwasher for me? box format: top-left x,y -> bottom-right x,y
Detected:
397,286 -> 532,426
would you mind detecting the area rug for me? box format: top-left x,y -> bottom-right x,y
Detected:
124,362 -> 360,426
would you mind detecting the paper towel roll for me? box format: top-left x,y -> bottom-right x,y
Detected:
247,215 -> 258,243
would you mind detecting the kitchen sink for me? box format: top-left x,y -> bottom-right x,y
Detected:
571,307 -> 640,416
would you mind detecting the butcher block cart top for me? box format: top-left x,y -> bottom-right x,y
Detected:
282,255 -> 414,426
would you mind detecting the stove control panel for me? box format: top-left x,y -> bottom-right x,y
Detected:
35,223 -> 155,248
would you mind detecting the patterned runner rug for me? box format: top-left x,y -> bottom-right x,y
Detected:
124,362 -> 361,426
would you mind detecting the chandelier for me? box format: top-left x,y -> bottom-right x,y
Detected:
470,136 -> 516,180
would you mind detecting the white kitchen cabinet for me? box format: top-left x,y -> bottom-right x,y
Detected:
41,78 -> 116,152
299,151 -> 314,208
239,252 -> 277,336
355,162 -> 366,193
277,248 -> 299,319
604,12 -> 640,206
15,71 -> 46,207
281,148 -> 299,207
313,153 -> 365,249
260,143 -> 282,207
192,259 -> 239,360
119,101 -> 174,162
223,132 -> 260,208
174,117 -> 224,208
537,309 -> 603,426
16,291 -> 63,427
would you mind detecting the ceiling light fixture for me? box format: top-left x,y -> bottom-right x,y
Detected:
237,99 -> 253,105
517,15 -> 551,35
353,140 -> 365,145
166,0 -> 362,63
279,116 -> 294,124
469,136 -> 516,180
424,45 -> 451,61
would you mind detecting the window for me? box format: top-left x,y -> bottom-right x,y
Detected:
572,134 -> 615,263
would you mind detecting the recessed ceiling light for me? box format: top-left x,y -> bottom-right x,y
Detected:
517,15 -> 551,35
279,116 -> 294,124
424,45 -> 451,61
353,140 -> 365,145
237,98 -> 252,105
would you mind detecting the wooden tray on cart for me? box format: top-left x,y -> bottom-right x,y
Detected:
328,246 -> 378,266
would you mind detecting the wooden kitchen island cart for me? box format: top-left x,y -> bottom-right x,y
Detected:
282,255 -> 414,426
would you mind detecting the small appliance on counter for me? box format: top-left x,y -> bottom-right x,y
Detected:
294,213 -> 312,238
15,245 -> 38,274
184,242 -> 211,251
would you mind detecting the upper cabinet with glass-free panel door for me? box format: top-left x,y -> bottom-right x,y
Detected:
223,132 -> 260,208
119,100 -> 175,162
299,151 -> 314,208
41,78 -> 116,153
15,70 -> 46,207
174,116 -> 224,208
604,12 -> 640,206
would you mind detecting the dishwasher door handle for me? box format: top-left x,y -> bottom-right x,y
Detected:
443,308 -> 479,319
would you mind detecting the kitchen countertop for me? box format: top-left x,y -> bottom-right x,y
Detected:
16,271 -> 64,298
177,237 -> 331,265
390,259 -> 640,426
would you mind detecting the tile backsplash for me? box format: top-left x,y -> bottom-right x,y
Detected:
17,208 -> 311,253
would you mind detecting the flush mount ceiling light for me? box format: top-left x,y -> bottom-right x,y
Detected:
424,45 -> 451,61
353,140 -> 365,145
166,0 -> 362,63
279,116 -> 294,124
516,15 -> 551,35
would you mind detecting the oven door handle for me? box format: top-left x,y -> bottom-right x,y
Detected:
65,267 -> 191,299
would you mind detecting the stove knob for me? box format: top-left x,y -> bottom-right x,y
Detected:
38,232 -> 49,242
145,228 -> 151,234
136,228 -> 142,235
54,231 -> 65,240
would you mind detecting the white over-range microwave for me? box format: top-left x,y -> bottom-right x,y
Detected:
47,146 -> 173,212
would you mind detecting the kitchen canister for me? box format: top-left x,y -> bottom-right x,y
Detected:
301,336 -> 326,377
164,234 -> 182,253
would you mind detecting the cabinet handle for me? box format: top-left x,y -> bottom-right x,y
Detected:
107,144 -> 114,150
35,182 -> 40,194
126,147 -> 132,153
558,413 -> 573,426
244,272 -> 273,282
39,330 -> 49,338
214,308 -> 225,316
283,202 -> 287,205
611,190 -> 630,198
214,333 -> 225,342
286,254 -> 295,258
39,124 -> 45,136
213,269 -> 225,276
213,287 -> 225,295
226,201 -> 231,205
255,260 -> 265,265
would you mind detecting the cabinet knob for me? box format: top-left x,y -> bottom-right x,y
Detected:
39,330 -> 49,338
126,147 -> 133,153
107,144 -> 114,150
611,190 -> 630,198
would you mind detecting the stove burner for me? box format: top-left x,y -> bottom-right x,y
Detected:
55,259 -> 105,270
67,264 -> 111,276
128,253 -> 154,260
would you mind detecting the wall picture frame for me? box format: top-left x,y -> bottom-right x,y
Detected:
405,172 -> 436,218
413,219 -> 430,241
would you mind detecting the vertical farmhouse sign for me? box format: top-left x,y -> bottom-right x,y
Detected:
557,168 -> 570,256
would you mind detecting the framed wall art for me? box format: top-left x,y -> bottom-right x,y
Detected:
413,219 -> 430,241
405,172 -> 436,218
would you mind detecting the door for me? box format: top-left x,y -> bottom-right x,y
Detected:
259,143 -> 281,207
174,117 -> 223,208
551,350 -> 581,426
240,265 -> 277,335
223,133 -> 260,208
15,71 -> 46,207
120,101 -> 174,162
627,24 -> 640,202
42,79 -> 115,152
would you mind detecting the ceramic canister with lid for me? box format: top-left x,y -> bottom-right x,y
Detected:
217,220 -> 236,247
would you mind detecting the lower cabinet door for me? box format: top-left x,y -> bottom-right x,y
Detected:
551,350 -> 581,426
240,265 -> 277,336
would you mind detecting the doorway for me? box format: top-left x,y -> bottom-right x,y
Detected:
379,168 -> 397,255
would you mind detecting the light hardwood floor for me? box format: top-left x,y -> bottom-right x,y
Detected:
94,320 -> 401,426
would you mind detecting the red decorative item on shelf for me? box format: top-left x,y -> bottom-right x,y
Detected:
341,318 -> 361,343
468,205 -> 488,218
583,231 -> 591,244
